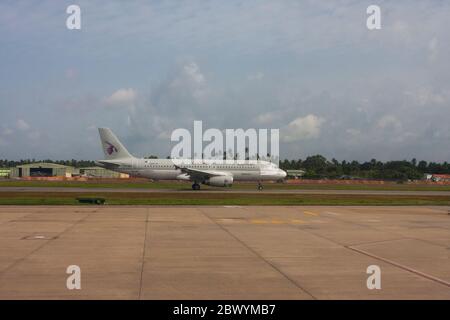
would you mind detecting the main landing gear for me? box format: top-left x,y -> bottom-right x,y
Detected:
257,182 -> 264,191
192,183 -> 201,190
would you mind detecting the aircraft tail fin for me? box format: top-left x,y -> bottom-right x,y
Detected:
98,128 -> 133,160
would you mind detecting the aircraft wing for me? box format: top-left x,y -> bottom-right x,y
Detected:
175,166 -> 230,180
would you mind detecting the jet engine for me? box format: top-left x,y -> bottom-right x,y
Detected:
204,175 -> 233,187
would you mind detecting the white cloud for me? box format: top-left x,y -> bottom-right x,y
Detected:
392,21 -> 411,43
156,130 -> 172,140
255,112 -> 279,125
428,37 -> 439,63
247,72 -> 264,81
376,115 -> 402,131
281,114 -> 325,142
125,61 -> 210,143
16,119 -> 30,131
405,87 -> 446,106
65,68 -> 78,80
346,128 -> 361,137
183,62 -> 205,84
28,130 -> 41,141
104,88 -> 137,107
168,62 -> 208,101
2,127 -> 13,136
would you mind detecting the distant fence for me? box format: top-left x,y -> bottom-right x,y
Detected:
286,179 -> 450,185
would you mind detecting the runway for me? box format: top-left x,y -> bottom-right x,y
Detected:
0,205 -> 449,299
1,186 -> 450,196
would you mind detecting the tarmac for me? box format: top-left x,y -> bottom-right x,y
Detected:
0,205 -> 449,299
1,186 -> 450,196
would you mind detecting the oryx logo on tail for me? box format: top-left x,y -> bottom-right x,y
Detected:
105,141 -> 118,155
98,128 -> 133,160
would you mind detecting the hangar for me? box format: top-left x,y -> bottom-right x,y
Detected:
79,166 -> 129,179
10,163 -> 78,178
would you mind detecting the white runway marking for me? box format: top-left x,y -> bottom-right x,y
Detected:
324,211 -> 341,216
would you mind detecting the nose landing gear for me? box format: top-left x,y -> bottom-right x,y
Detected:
257,182 -> 263,191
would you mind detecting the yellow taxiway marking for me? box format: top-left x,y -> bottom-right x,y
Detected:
250,219 -> 269,224
303,211 -> 319,216
250,219 -> 307,225
271,220 -> 284,224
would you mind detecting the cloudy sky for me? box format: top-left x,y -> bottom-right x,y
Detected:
0,0 -> 449,161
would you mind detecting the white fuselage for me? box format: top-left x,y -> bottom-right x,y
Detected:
97,158 -> 286,182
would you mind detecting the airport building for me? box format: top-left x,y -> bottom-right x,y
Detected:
9,163 -> 79,178
0,168 -> 11,178
9,163 -> 129,179
79,166 -> 129,179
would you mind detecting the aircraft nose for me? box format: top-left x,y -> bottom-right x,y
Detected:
279,169 -> 287,178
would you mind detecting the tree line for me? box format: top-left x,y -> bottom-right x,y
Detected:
0,159 -> 96,168
279,155 -> 450,180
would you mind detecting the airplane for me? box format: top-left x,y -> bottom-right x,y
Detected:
96,127 -> 287,190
